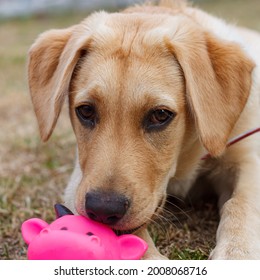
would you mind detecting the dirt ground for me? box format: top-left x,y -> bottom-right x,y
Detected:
0,0 -> 259,260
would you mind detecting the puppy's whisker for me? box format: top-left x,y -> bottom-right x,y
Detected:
166,193 -> 186,203
165,199 -> 191,220
155,206 -> 181,228
151,210 -> 178,242
149,216 -> 169,237
153,210 -> 172,226
153,207 -> 176,227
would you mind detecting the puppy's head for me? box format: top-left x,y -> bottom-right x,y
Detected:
28,11 -> 254,232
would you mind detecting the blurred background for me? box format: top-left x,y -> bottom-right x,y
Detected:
0,0 -> 259,260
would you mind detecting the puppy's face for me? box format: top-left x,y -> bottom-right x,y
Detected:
69,32 -> 186,231
28,11 -> 253,232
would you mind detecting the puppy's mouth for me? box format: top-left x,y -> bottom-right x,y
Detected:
113,196 -> 166,236
113,223 -> 146,236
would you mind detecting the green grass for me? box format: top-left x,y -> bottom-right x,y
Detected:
0,0 -> 259,260
170,248 -> 208,260
197,0 -> 260,31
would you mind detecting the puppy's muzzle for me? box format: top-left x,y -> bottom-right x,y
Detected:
85,191 -> 130,225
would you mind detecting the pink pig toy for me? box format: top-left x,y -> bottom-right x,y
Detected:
21,204 -> 148,260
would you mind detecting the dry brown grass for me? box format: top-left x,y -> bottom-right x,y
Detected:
0,13 -> 85,260
0,1 -> 259,260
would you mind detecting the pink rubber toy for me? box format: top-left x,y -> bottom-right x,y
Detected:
21,204 -> 148,260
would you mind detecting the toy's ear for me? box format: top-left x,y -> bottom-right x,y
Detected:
54,204 -> 74,218
118,235 -> 148,260
21,218 -> 49,244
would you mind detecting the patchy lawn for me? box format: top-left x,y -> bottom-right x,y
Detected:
0,0 -> 259,260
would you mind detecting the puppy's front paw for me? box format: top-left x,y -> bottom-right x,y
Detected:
136,228 -> 168,260
142,251 -> 168,260
209,242 -> 260,260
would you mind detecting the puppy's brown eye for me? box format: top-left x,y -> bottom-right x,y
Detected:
150,109 -> 172,124
144,108 -> 176,132
76,105 -> 97,128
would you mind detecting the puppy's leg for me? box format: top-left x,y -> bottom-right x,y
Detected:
136,228 -> 168,260
211,155 -> 260,259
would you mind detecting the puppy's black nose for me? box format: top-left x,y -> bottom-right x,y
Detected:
85,191 -> 130,225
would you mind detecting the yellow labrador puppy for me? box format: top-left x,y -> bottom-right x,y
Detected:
28,0 -> 260,259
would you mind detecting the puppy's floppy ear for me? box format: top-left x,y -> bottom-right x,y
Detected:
166,24 -> 255,157
28,26 -> 90,141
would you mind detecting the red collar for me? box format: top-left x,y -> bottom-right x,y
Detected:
201,127 -> 260,160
